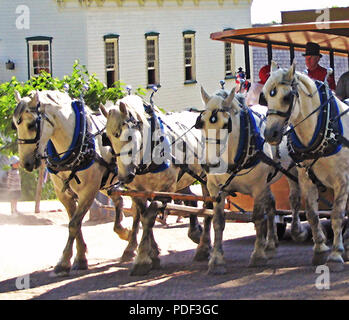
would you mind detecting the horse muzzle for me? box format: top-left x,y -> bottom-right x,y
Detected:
120,172 -> 136,184
264,124 -> 283,146
23,155 -> 41,172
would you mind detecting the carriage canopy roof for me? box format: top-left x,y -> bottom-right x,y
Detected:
211,21 -> 349,57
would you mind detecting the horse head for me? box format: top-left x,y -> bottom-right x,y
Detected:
12,90 -> 56,172
263,61 -> 301,145
196,86 -> 240,171
100,96 -> 147,184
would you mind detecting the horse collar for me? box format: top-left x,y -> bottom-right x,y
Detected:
46,100 -> 96,175
287,80 -> 343,163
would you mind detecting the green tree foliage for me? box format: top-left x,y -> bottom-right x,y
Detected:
0,60 -> 145,200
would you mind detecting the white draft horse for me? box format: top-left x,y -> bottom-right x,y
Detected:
12,90 -> 132,276
100,94 -> 212,276
264,62 -> 349,271
195,87 -> 303,274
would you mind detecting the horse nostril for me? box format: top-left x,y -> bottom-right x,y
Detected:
24,162 -> 33,172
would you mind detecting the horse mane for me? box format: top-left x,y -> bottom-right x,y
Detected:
121,95 -> 150,127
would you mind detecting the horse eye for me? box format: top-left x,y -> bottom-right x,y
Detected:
270,88 -> 277,97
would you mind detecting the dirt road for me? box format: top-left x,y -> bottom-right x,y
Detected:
0,200 -> 348,300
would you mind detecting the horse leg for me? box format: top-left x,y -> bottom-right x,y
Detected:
51,188 -> 81,275
207,187 -> 226,275
298,170 -> 330,266
249,194 -> 268,267
287,174 -> 309,242
120,200 -> 141,262
177,186 -> 202,244
264,188 -> 278,254
131,200 -> 161,276
54,192 -> 97,276
343,216 -> 349,261
194,184 -> 212,261
326,182 -> 348,272
110,194 -> 130,241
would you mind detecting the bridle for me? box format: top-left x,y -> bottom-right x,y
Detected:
266,79 -> 299,124
16,102 -> 54,160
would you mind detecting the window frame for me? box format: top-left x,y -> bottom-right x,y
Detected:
224,42 -> 235,79
145,32 -> 160,88
183,30 -> 196,84
104,34 -> 120,88
26,36 -> 53,79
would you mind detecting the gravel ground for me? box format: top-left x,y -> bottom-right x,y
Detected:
0,200 -> 348,300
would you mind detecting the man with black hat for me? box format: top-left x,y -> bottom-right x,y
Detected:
303,42 -> 336,90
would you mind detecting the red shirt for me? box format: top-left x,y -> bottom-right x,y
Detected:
307,65 -> 336,91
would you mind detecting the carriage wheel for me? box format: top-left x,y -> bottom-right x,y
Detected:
277,222 -> 287,240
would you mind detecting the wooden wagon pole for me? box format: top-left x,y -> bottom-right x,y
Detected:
109,189 -> 217,204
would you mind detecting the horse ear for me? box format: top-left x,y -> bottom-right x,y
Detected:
99,103 -> 108,118
284,62 -> 296,81
200,86 -> 211,106
271,60 -> 279,73
222,88 -> 235,110
119,101 -> 127,115
31,90 -> 40,107
14,90 -> 21,103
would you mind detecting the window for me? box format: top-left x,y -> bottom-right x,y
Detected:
183,30 -> 196,84
145,32 -> 160,87
224,42 -> 235,79
104,34 -> 119,88
26,36 -> 52,78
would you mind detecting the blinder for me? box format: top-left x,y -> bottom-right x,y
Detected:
194,110 -> 232,133
194,113 -> 204,129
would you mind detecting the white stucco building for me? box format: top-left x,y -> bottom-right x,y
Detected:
0,0 -> 253,111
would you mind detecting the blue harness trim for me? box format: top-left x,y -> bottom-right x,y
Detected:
288,80 -> 343,161
233,108 -> 264,170
135,104 -> 171,175
151,115 -> 171,173
46,100 -> 95,174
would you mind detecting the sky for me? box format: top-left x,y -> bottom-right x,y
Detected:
251,0 -> 349,24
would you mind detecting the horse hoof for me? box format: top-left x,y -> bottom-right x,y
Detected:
266,240 -> 278,252
120,250 -> 136,263
151,257 -> 161,270
194,249 -> 210,262
207,264 -> 226,275
326,261 -> 345,272
312,251 -> 330,266
343,251 -> 349,262
188,226 -> 203,244
72,259 -> 88,271
130,263 -> 152,276
248,255 -> 268,267
52,265 -> 71,277
291,230 -> 309,243
265,248 -> 276,259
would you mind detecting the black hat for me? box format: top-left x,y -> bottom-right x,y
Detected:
303,42 -> 322,57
